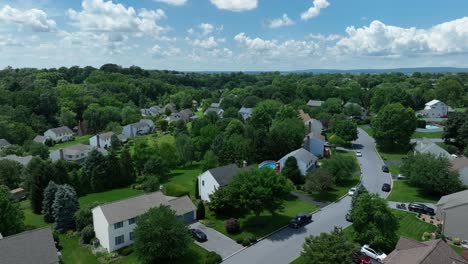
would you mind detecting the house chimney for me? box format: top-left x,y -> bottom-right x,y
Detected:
243,160 -> 247,168
308,121 -> 312,134
305,135 -> 311,152
275,162 -> 280,173
96,134 -> 100,148
59,149 -> 64,160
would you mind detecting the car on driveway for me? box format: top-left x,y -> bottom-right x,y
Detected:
356,150 -> 362,157
381,165 -> 389,173
352,251 -> 371,264
407,203 -> 435,216
361,245 -> 387,263
348,187 -> 357,196
190,228 -> 207,242
289,213 -> 312,229
381,183 -> 391,192
345,212 -> 352,222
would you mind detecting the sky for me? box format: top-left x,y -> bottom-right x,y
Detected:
0,0 -> 468,71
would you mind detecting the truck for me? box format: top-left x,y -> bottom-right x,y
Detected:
289,213 -> 312,229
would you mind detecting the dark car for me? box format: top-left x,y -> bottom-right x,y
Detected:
353,251 -> 371,264
190,229 -> 207,242
408,203 -> 435,216
346,212 -> 352,222
289,213 -> 312,229
381,183 -> 391,192
381,165 -> 389,173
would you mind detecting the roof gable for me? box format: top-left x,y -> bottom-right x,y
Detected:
281,148 -> 318,164
208,164 -> 241,186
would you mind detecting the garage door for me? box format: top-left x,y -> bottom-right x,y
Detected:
179,211 -> 195,223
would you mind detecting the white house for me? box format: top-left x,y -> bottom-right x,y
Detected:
0,138 -> 11,150
238,107 -> 253,120
304,132 -> 325,157
89,132 -> 126,149
92,192 -> 196,252
122,119 -> 154,138
49,144 -> 107,162
198,164 -> 253,202
140,106 -> 162,117
422,99 -> 450,118
278,148 -> 318,176
44,126 -> 73,143
436,189 -> 468,241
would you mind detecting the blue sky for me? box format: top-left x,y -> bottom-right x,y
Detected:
0,0 -> 468,71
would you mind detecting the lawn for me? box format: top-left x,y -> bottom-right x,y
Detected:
205,197 -> 318,241
49,135 -> 92,150
387,181 -> 440,203
450,244 -> 465,255
59,233 -> 100,264
392,210 -> 437,241
20,200 -> 49,229
389,165 -> 400,176
377,148 -> 408,161
290,256 -> 306,264
411,131 -> 444,139
302,173 -> 360,202
162,162 -> 202,199
129,132 -> 175,155
79,187 -> 143,208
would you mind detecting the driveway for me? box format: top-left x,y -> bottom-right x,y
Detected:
223,128 -> 391,264
189,222 -> 243,259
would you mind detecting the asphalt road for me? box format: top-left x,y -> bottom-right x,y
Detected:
223,128 -> 392,264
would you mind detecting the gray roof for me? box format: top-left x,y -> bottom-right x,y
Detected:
0,227 -> 59,264
0,138 -> 11,148
33,135 -> 47,144
0,155 -> 33,166
280,148 -> 318,164
239,107 -> 252,115
437,189 -> 468,210
46,126 -> 72,135
414,139 -> 453,160
95,191 -> 196,225
306,100 -> 324,107
207,164 -> 254,186
98,131 -> 115,141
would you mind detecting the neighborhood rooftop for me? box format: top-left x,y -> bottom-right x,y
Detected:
95,191 -> 196,224
306,100 -> 324,107
282,148 -> 318,164
0,138 -> 11,148
437,189 -> 468,210
208,164 -> 253,187
47,126 -> 73,134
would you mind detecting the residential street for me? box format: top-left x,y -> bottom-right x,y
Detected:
223,128 -> 392,264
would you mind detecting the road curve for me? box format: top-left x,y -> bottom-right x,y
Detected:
222,128 -> 391,264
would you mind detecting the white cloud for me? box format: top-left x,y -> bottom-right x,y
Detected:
199,23 -> 214,35
0,35 -> 23,47
192,36 -> 219,49
209,0 -> 257,12
149,44 -> 181,57
301,0 -> 330,21
266,14 -> 294,29
154,0 -> 187,6
68,0 -> 167,36
332,18 -> 468,57
0,5 -> 57,32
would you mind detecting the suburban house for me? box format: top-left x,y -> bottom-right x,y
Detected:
33,135 -> 47,144
414,138 -> 454,160
306,100 -> 324,108
0,155 -> 33,167
344,102 -> 368,117
89,132 -> 126,149
44,126 -> 73,143
9,187 -> 27,201
421,99 -> 450,118
298,110 -> 323,135
436,189 -> 468,241
92,191 -> 196,252
204,103 -> 224,118
304,132 -> 326,157
49,144 -> 108,162
198,164 -> 253,202
122,119 -> 154,138
239,107 -> 253,120
0,227 -> 60,264
278,148 -> 318,176
178,109 -> 194,122
162,103 -> 177,114
383,236 -> 467,264
140,106 -> 162,117
451,157 -> 468,186
0,138 -> 11,150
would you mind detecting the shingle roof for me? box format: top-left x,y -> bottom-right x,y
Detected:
47,126 -> 72,135
98,131 -> 115,141
281,148 -> 318,164
0,155 -> 33,166
54,144 -> 108,156
306,100 -> 324,107
0,227 -> 59,264
384,237 -> 467,264
0,138 -> 11,148
206,164 -> 254,186
414,139 -> 452,160
298,110 -> 312,122
437,189 -> 468,210
426,99 -> 442,106
239,107 -> 252,115
33,135 -> 47,144
96,191 -> 196,225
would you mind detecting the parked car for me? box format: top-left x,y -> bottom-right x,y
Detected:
346,212 -> 352,222
361,245 -> 387,263
356,151 -> 362,157
381,183 -> 391,192
407,203 -> 435,216
289,213 -> 312,229
397,174 -> 406,180
190,229 -> 207,242
381,165 -> 389,173
353,251 -> 371,264
348,187 -> 357,196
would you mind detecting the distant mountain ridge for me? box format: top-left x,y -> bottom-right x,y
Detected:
198,67 -> 468,74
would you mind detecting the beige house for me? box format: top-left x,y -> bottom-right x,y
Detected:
437,189 -> 468,241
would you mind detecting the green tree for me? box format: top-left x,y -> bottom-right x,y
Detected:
224,119 -> 245,137
250,100 -> 283,129
0,159 -> 23,189
435,77 -> 465,106
275,105 -> 298,121
372,103 -> 416,150
134,206 -> 192,263
282,156 -> 303,185
58,107 -> 76,128
0,185 -> 24,236
42,181 -> 58,223
143,156 -> 169,177
175,134 -> 195,165
119,146 -> 135,185
344,103 -> 362,117
351,185 -> 368,208
267,118 -> 306,160
27,157 -> 53,214
351,193 -> 399,252
121,105 -> 141,125
23,141 -> 49,159
370,84 -> 410,113
83,149 -> 109,192
321,154 -> 357,184
74,203 -> 99,232
219,134 -> 253,166
332,119 -> 358,142
141,176 -> 161,193
321,98 -> 343,114
301,227 -> 357,264
53,184 -> 79,233
202,150 -> 219,171
197,202 -> 206,220
305,168 -> 334,193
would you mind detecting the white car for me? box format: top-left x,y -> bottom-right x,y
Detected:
356,150 -> 362,157
348,187 -> 357,196
361,245 -> 387,263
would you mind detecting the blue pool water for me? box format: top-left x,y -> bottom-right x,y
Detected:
259,161 -> 277,170
425,125 -> 439,130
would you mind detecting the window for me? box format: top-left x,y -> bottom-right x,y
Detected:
202,180 -> 204,186
128,217 -> 136,225
129,232 -> 134,241
114,221 -> 123,229
115,235 -> 124,245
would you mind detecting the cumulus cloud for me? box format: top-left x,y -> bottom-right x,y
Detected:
301,0 -> 330,21
0,5 -> 57,32
332,18 -> 468,57
68,0 -> 167,36
209,0 -> 257,12
199,23 -> 214,35
0,35 -> 23,47
154,0 -> 187,6
149,44 -> 181,57
266,14 -> 294,29
192,36 -> 219,49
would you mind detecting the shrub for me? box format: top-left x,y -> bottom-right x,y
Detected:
416,119 -> 426,128
242,238 -> 251,247
197,202 -> 206,220
225,218 -> 240,234
422,232 -> 432,240
453,237 -> 461,245
80,225 -> 95,245
141,176 -> 161,193
248,236 -> 257,244
464,148 -> 468,158
236,238 -> 243,244
118,246 -> 134,256
163,183 -> 189,197
204,251 -> 222,264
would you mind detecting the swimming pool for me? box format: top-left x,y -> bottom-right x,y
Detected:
259,161 -> 277,170
425,125 -> 439,130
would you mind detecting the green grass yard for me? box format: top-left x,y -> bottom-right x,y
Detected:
377,149 -> 408,161
389,165 -> 400,175
393,210 -> 437,241
49,135 -> 92,150
162,162 -> 202,199
359,125 -> 374,137
411,131 -> 444,139
302,173 -> 360,202
387,181 -> 440,203
79,187 -> 143,208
